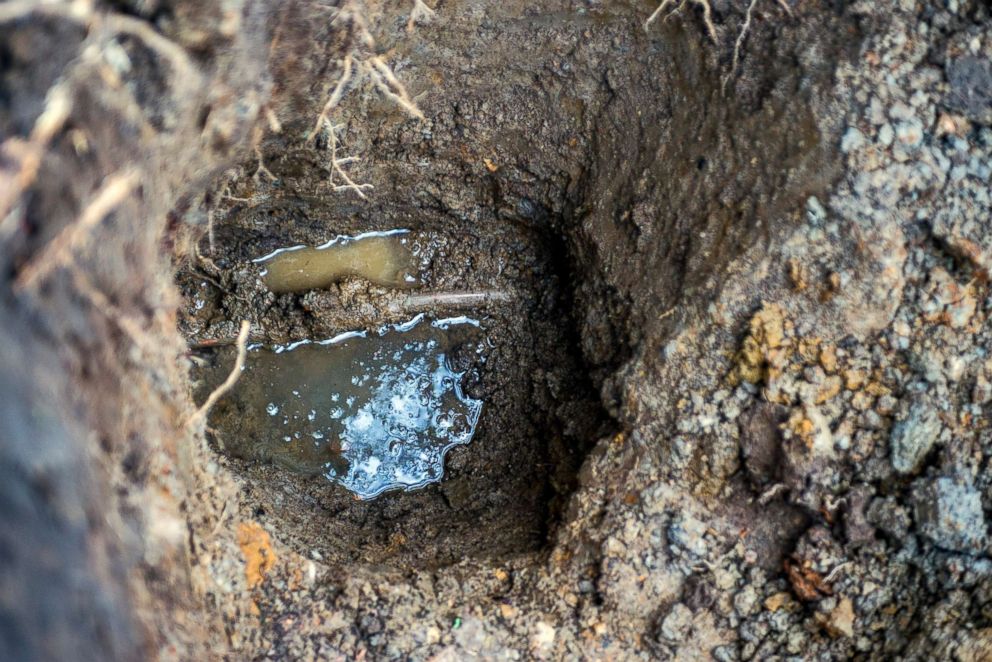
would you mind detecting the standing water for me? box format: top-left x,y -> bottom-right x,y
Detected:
201,315 -> 483,499
254,230 -> 420,293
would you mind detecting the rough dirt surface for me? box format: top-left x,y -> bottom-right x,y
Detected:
4,0 -> 992,660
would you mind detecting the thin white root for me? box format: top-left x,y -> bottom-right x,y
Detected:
254,146 -> 277,182
339,0 -> 375,50
725,0 -> 758,94
723,0 -> 794,94
15,169 -> 140,290
366,56 -> 425,120
645,0 -> 717,44
407,0 -> 436,33
187,320 -> 250,428
306,1 -> 427,200
326,123 -> 373,198
732,0 -> 758,73
0,84 -> 73,221
698,2 -> 718,43
264,106 -> 282,134
329,1 -> 425,119
396,290 -> 513,313
758,483 -> 788,505
307,55 -> 353,146
645,0 -> 677,29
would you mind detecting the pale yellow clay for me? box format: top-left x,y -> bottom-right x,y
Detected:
258,232 -> 419,294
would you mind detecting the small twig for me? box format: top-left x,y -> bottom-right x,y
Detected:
190,290 -> 512,350
407,0 -> 436,33
187,320 -> 250,427
15,170 -> 140,290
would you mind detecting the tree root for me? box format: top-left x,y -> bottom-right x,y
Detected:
15,170 -> 140,291
645,0 -> 718,43
187,320 -> 250,428
407,0 -> 436,33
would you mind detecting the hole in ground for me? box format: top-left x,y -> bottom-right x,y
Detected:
179,195 -> 616,569
174,4 -> 853,573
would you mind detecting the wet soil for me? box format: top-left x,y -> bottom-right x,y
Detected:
19,0 -> 989,659
179,178 -> 613,567
166,0 -> 859,654
173,0 -> 854,576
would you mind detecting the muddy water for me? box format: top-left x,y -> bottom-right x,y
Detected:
202,316 -> 484,499
254,230 -> 420,293
180,181 -> 616,563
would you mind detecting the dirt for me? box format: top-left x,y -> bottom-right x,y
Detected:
182,198 -> 611,568
4,0 -> 992,660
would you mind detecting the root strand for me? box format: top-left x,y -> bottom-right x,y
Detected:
187,320 -> 250,428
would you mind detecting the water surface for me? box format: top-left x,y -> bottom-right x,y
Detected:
205,315 -> 483,499
254,230 -> 420,293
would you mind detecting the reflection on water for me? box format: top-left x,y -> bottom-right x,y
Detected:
202,315 -> 483,499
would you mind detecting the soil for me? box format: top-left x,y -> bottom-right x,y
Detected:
181,199 -> 612,568
3,0 -> 992,660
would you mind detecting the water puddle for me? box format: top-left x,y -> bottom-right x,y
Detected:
254,230 -> 420,293
203,315 -> 484,499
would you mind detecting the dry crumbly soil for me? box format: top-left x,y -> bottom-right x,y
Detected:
3,0 -> 992,660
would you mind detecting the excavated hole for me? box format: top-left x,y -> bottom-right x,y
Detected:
179,190 -> 616,569
174,7 -> 853,571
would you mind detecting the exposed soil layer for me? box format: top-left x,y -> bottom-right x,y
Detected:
7,0 -> 992,660
176,0 -> 850,576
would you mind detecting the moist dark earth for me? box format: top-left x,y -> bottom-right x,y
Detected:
182,202 -> 613,568
3,0 -> 992,660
